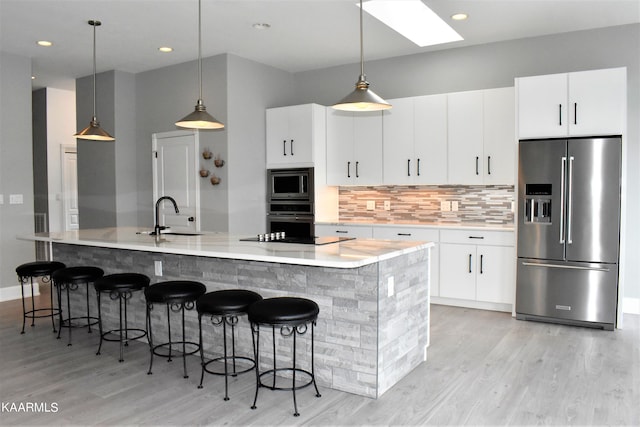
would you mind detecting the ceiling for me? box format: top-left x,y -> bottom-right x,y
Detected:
1,0 -> 639,91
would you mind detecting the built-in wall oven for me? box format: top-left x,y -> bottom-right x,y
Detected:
267,167 -> 315,238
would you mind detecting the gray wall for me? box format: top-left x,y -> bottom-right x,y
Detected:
293,23 -> 640,300
0,52 -> 35,290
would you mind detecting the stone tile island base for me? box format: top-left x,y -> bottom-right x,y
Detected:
52,243 -> 430,398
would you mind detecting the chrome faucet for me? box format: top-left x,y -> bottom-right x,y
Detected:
154,196 -> 180,235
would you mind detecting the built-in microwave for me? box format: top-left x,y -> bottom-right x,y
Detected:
267,168 -> 313,200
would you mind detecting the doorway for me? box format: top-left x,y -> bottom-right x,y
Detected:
61,145 -> 79,231
152,130 -> 200,233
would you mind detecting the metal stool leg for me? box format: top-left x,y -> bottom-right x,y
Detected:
166,304 -> 173,363
182,305 -> 188,378
147,303 -> 154,375
251,323 -> 260,410
118,293 -> 124,362
49,277 -> 57,333
56,283 -> 63,340
312,322 -> 321,397
29,278 -> 36,328
19,277 -> 27,334
198,314 -> 205,389
86,283 -> 92,333
96,291 -> 104,355
66,284 -> 72,346
292,329 -> 299,417
222,319 -> 229,400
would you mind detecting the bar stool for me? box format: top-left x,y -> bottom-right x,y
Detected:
248,297 -> 321,417
53,266 -> 104,346
95,273 -> 150,362
145,280 -> 206,378
16,261 -> 66,334
197,289 -> 263,400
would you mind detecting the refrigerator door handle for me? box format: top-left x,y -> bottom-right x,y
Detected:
559,156 -> 567,244
567,156 -> 574,244
521,262 -> 610,273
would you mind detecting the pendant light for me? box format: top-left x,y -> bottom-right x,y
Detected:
332,0 -> 391,112
176,0 -> 224,129
74,20 -> 115,141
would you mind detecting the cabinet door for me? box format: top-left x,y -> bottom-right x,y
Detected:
483,87 -> 515,185
383,98 -> 415,185
476,245 -> 515,304
286,104 -> 314,163
517,73 -> 568,139
266,107 -> 291,166
448,91 -> 483,184
414,94 -> 448,184
568,68 -> 626,136
326,110 -> 354,185
439,243 -> 476,300
353,112 -> 383,185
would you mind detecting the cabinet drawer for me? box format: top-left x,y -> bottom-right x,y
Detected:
372,226 -> 439,242
315,224 -> 373,238
440,229 -> 514,246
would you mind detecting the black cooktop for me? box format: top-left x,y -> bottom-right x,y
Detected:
239,236 -> 355,245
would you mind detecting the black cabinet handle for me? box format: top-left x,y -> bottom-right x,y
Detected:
188,216 -> 195,222
487,156 -> 491,175
574,103 -> 577,125
475,156 -> 479,175
347,161 -> 351,178
468,236 -> 485,239
468,254 -> 472,273
480,254 -> 484,274
356,161 -> 360,178
283,140 -> 287,156
417,158 -> 421,176
397,233 -> 412,236
290,139 -> 294,155
559,104 -> 562,126
336,230 -> 348,234
407,159 -> 411,177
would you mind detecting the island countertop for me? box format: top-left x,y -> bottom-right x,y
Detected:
21,227 -> 434,269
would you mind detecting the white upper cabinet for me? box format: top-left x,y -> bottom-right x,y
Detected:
483,87 -> 516,185
517,67 -> 626,139
326,109 -> 383,186
266,104 -> 323,168
383,94 -> 447,185
447,88 -> 515,185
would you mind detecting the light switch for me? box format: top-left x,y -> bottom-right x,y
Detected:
451,201 -> 459,211
9,194 -> 24,204
384,200 -> 391,211
366,200 -> 375,211
440,201 -> 451,212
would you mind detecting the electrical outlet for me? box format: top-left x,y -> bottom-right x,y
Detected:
511,201 -> 515,212
451,201 -> 459,211
384,200 -> 391,211
366,200 -> 375,211
0,194 -> 3,205
387,276 -> 395,297
440,201 -> 451,212
9,194 -> 23,205
154,260 -> 163,276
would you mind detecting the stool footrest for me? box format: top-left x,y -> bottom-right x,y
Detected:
151,341 -> 200,358
60,316 -> 99,328
24,307 -> 61,319
101,328 -> 147,343
202,355 -> 255,376
258,368 -> 316,392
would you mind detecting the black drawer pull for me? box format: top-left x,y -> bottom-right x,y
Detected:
397,233 -> 412,236
468,236 -> 484,239
336,230 -> 348,234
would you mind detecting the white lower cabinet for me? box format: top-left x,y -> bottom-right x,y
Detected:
372,226 -> 440,297
438,229 -> 515,311
314,224 -> 373,238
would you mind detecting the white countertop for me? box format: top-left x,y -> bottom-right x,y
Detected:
20,227 -> 434,269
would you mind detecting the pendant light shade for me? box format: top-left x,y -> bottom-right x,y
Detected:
333,0 -> 391,112
74,20 -> 114,141
176,0 -> 224,130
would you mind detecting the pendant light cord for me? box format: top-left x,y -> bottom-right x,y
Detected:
92,20 -> 97,119
198,0 -> 203,102
359,0 -> 364,78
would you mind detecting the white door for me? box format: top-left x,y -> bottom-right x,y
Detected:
152,130 -> 200,233
61,148 -> 79,231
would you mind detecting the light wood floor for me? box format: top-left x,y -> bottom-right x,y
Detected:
1,287 -> 638,426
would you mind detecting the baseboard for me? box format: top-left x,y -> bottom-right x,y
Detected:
431,296 -> 512,313
623,297 -> 640,315
0,284 -> 41,302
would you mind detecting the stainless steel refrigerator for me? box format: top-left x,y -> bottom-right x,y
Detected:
516,137 -> 621,330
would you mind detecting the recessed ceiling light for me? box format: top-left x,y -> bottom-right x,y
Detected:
361,0 -> 463,47
31,76 -> 36,80
451,13 -> 468,21
252,23 -> 271,30
158,46 -> 173,53
36,40 -> 53,47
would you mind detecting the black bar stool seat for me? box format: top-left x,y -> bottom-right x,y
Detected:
53,266 -> 104,346
145,281 -> 207,378
248,297 -> 321,417
95,273 -> 150,362
197,289 -> 263,400
16,261 -> 66,334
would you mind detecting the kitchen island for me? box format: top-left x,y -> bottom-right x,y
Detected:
21,227 -> 433,398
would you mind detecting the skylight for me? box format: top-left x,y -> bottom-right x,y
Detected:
361,0 -> 463,47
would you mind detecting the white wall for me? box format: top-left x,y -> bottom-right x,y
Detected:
293,23 -> 640,303
46,87 -> 76,232
0,52 -> 35,296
